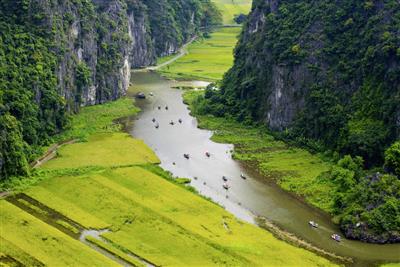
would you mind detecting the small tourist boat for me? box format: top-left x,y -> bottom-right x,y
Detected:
158,106 -> 161,110
136,92 -> 146,99
184,154 -> 190,159
155,123 -> 159,129
240,173 -> 246,179
169,121 -> 174,125
223,183 -> 229,190
222,176 -> 228,182
331,234 -> 341,242
149,92 -> 154,96
205,151 -> 211,157
309,221 -> 318,228
152,118 -> 156,123
165,106 -> 169,110
178,119 -> 182,123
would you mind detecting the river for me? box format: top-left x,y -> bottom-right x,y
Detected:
125,71 -> 399,266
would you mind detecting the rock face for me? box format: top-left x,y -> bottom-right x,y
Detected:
222,0 -> 399,127
22,0 -> 208,110
0,0 -> 220,179
219,0 -> 399,156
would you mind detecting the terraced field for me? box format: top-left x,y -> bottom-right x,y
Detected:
1,165 -> 336,266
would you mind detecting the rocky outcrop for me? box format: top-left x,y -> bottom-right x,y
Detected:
21,0 -> 211,111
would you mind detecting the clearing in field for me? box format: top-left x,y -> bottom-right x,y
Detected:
158,27 -> 241,81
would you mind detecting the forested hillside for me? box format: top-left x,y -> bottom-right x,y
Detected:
0,0 -> 221,179
195,0 -> 400,243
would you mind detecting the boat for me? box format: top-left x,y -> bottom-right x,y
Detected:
155,123 -> 159,129
184,154 -> 190,159
309,221 -> 318,228
169,121 -> 174,125
158,106 -> 161,110
205,151 -> 210,157
222,176 -> 228,182
331,234 -> 341,242
152,118 -> 156,123
136,92 -> 146,99
178,119 -> 182,123
165,106 -> 169,110
240,173 -> 246,179
149,92 -> 154,96
223,183 -> 229,190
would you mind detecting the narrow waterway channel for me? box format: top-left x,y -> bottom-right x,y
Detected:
126,71 -> 400,267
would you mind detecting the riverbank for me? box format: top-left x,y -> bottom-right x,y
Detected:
183,90 -> 337,213
0,95 -> 337,266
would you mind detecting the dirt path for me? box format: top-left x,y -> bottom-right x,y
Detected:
144,36 -> 197,71
31,139 -> 77,168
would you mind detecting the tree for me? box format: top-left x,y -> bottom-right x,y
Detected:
385,141 -> 400,176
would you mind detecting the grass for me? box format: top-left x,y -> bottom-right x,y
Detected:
158,27 -> 241,81
56,98 -> 140,142
183,90 -> 336,213
42,132 -> 159,169
0,201 -> 118,266
21,166 -> 336,266
212,0 -> 252,24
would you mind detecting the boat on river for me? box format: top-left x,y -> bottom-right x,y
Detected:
222,176 -> 228,182
331,234 -> 341,242
223,183 -> 229,190
136,92 -> 146,99
170,121 -> 175,125
205,151 -> 210,157
178,119 -> 182,124
309,221 -> 318,228
240,173 -> 246,179
184,154 -> 190,159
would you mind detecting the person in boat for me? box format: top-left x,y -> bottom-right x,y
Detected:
205,151 -> 210,157
309,221 -> 318,228
331,234 -> 341,242
184,154 -> 190,159
240,173 -> 246,179
178,119 -> 182,123
222,176 -> 228,181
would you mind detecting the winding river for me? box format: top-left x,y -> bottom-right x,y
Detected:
126,71 -> 399,266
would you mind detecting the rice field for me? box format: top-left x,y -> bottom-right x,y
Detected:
158,27 -> 241,81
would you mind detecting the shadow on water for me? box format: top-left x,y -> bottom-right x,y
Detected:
125,71 -> 400,267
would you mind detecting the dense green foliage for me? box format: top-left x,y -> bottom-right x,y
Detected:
203,0 -> 399,167
0,0 -> 221,180
0,3 -> 68,178
326,155 -> 400,243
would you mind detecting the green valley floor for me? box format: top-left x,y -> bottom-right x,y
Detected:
0,98 -> 337,266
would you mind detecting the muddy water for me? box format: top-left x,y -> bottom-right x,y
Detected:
126,72 -> 399,266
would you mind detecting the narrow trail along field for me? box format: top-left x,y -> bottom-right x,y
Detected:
0,98 -> 337,266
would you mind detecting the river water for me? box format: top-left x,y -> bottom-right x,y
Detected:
126,71 -> 399,266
